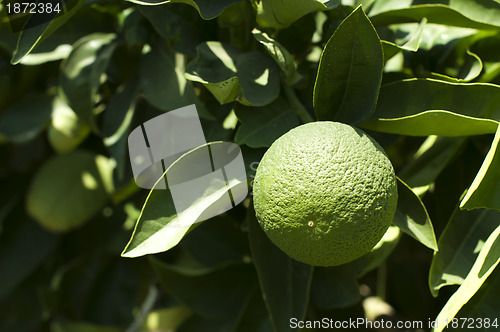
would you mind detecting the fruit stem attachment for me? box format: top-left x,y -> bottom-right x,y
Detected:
283,84 -> 314,123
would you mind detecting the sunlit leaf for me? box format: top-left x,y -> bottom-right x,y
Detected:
186,42 -> 280,106
255,0 -> 339,29
460,126 -> 500,211
357,226 -> 401,277
393,178 -> 438,251
59,33 -> 118,132
314,6 -> 383,125
429,208 -> 500,297
433,224 -> 500,332
360,79 -> 500,136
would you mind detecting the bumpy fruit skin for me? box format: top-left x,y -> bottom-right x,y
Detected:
253,121 -> 398,266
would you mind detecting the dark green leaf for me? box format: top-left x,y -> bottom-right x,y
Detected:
126,0 -> 241,19
460,126 -> 500,211
393,178 -> 437,251
434,224 -> 500,332
234,98 -> 299,148
310,265 -> 360,309
429,208 -> 500,297
360,79 -> 500,136
314,6 -> 383,124
60,33 -> 118,132
0,93 -> 53,143
26,150 -> 114,233
0,219 -> 57,300
255,0 -> 339,29
140,46 -> 201,111
369,0 -> 500,30
248,204 -> 313,332
185,42 -> 280,106
150,258 -> 257,320
11,0 -> 86,64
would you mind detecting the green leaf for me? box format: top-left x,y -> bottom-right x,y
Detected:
59,33 -> 118,132
140,47 -> 201,111
150,258 -> 257,320
0,93 -> 53,143
310,265 -> 360,309
252,29 -> 301,85
248,204 -> 313,332
433,224 -> 500,332
429,208 -> 500,297
313,6 -> 383,125
52,322 -> 123,332
126,0 -> 241,19
139,6 -> 206,57
0,219 -> 57,300
393,178 -> 438,251
186,42 -> 280,106
381,18 -> 427,61
26,150 -> 114,233
255,0 -> 339,30
142,305 -> 192,332
398,136 -> 466,188
121,142 -> 248,258
357,225 -> 401,277
360,79 -> 500,136
369,0 -> 500,30
48,97 -> 90,154
11,0 -> 86,64
460,126 -> 500,211
234,98 -> 299,148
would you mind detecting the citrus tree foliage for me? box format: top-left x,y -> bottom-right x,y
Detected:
1,0 -> 500,331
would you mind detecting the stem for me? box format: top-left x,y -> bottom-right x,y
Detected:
376,262 -> 387,301
283,84 -> 314,123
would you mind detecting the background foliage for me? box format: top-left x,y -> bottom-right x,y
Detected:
1,0 -> 500,331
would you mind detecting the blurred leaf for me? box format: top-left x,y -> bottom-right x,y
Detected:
140,47 -> 201,111
150,258 -> 257,320
357,225 -> 401,277
457,261 -> 500,324
20,44 -> 72,66
255,0 -> 339,29
248,204 -> 313,332
460,126 -> 500,211
0,93 -> 52,143
102,78 -> 139,185
234,98 -> 299,148
360,79 -> 500,136
231,290 -> 272,332
52,321 -> 123,332
369,0 -> 500,30
310,265 -> 360,309
126,0 -> 241,19
0,219 -> 57,300
142,305 -> 192,331
48,97 -> 90,154
381,18 -> 426,61
140,6 -> 206,57
26,150 -> 114,233
252,29 -> 301,85
398,136 -> 466,188
393,178 -> 438,251
185,42 -> 280,106
181,214 -> 250,267
434,224 -> 500,332
314,6 -> 383,125
429,208 -> 500,297
60,33 -> 118,132
121,142 -> 248,258
11,0 -> 86,64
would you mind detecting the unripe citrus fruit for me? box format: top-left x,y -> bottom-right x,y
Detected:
252,121 -> 398,266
